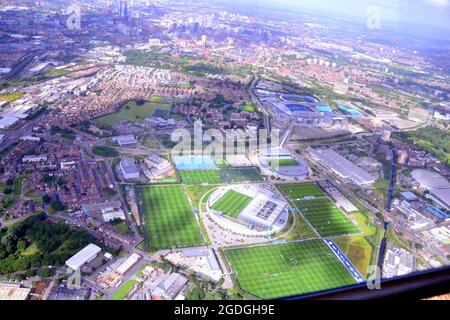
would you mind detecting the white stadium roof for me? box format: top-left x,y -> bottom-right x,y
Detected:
309,148 -> 376,187
412,169 -> 450,210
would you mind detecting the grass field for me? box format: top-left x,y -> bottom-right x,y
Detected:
0,91 -> 24,103
269,158 -> 299,167
226,240 -> 356,299
211,190 -> 253,218
96,100 -> 170,126
220,167 -> 263,183
111,280 -> 138,300
180,168 -> 263,185
180,170 -> 222,184
140,185 -> 204,249
278,183 -> 324,199
294,199 -> 359,237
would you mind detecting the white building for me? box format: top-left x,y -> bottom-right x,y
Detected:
102,207 -> 126,222
116,253 -> 142,276
65,244 -> 102,270
112,135 -> 138,147
120,158 -> 140,179
22,155 -> 48,163
0,116 -> 19,129
412,169 -> 450,211
308,147 -> 376,187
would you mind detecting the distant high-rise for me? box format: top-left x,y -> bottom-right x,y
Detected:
201,35 -> 207,49
119,0 -> 128,18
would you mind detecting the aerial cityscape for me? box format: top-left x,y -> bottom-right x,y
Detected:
0,0 -> 449,302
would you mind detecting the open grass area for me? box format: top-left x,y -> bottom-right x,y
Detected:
185,185 -> 218,207
226,240 -> 356,299
294,199 -> 360,237
92,146 -> 118,157
333,236 -> 373,277
140,185 -> 204,250
111,279 -> 138,300
211,189 -> 253,218
279,214 -> 317,241
278,183 -> 324,200
240,104 -> 255,112
95,100 -> 171,126
0,91 -> 24,103
180,170 -> 222,184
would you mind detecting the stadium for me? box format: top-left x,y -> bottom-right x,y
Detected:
257,148 -> 310,179
273,94 -> 327,117
206,184 -> 289,236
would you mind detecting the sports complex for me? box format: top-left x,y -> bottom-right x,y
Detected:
136,153 -> 367,298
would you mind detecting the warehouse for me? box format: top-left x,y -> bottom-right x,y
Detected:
112,135 -> 138,147
120,158 -> 140,179
0,115 -> 19,129
65,243 -> 102,271
0,283 -> 31,300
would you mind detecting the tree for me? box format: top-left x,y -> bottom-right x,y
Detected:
38,268 -> 52,278
50,200 -> 66,212
42,194 -> 51,204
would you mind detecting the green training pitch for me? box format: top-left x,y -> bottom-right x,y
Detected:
294,198 -> 359,237
211,189 -> 253,218
140,185 -> 205,249
180,168 -> 264,185
278,183 -> 324,199
180,170 -> 222,184
226,240 -> 356,299
269,158 -> 299,167
220,167 -> 264,183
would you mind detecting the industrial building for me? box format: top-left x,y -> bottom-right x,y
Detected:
47,286 -> 90,300
0,283 -> 31,300
0,115 -> 19,129
144,154 -> 173,180
120,158 -> 140,179
116,253 -> 142,276
308,147 -> 376,187
383,243 -> 414,278
65,243 -> 102,271
112,135 -> 138,147
151,273 -> 188,300
165,248 -> 223,283
82,201 -> 122,216
411,169 -> 450,211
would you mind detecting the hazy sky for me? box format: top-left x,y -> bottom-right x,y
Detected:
233,0 -> 450,31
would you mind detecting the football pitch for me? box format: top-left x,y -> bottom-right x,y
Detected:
180,168 -> 264,185
278,183 -> 325,199
220,167 -> 264,183
268,158 -> 299,167
294,198 -> 360,237
226,240 -> 356,299
139,185 -> 205,249
211,189 -> 253,218
180,170 -> 222,184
